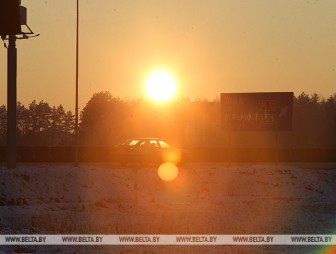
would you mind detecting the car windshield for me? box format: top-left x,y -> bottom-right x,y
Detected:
159,140 -> 170,148
128,139 -> 140,146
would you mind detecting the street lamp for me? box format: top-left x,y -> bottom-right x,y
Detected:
0,0 -> 38,169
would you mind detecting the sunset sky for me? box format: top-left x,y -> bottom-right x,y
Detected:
1,0 -> 336,110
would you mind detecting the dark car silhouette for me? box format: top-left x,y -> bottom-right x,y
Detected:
115,138 -> 190,166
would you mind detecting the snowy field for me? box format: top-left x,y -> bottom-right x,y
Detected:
0,163 -> 336,253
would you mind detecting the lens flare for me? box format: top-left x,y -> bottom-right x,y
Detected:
158,162 -> 179,182
317,245 -> 336,254
162,149 -> 182,164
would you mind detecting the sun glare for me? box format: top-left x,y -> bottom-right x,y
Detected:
158,162 -> 179,182
145,70 -> 177,102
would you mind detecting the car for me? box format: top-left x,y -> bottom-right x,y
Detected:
115,138 -> 191,166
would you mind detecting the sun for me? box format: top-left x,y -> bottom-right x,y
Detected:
145,69 -> 177,102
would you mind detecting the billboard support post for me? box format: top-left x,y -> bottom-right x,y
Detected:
276,132 -> 279,165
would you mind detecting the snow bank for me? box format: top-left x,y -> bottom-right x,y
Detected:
0,163 -> 335,253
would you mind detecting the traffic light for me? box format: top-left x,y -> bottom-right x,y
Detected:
0,0 -> 21,37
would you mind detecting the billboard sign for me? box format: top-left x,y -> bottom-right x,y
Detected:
221,92 -> 293,131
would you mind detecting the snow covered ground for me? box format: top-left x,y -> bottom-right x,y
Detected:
0,163 -> 336,253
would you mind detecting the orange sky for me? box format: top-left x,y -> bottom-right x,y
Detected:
1,0 -> 336,111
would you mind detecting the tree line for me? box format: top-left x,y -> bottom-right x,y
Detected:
0,91 -> 335,148
0,101 -> 74,146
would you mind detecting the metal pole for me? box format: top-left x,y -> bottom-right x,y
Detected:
7,35 -> 17,169
74,0 -> 79,166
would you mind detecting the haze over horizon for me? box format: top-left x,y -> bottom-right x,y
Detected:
1,0 -> 336,110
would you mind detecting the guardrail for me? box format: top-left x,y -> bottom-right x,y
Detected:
0,147 -> 335,163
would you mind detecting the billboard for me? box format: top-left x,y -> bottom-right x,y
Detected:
221,92 -> 293,131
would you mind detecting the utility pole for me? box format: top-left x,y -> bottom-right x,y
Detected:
75,0 -> 79,166
7,35 -> 17,169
